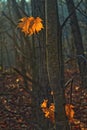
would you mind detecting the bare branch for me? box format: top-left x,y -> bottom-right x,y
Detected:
2,11 -> 16,27
61,0 -> 83,29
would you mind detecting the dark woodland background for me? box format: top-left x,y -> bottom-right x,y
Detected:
0,0 -> 87,130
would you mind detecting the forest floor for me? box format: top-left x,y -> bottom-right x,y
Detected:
0,71 -> 33,129
0,69 -> 87,130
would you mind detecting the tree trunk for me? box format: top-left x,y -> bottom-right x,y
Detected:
45,0 -> 70,130
31,0 -> 52,129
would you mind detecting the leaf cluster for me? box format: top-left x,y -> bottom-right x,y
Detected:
17,16 -> 44,36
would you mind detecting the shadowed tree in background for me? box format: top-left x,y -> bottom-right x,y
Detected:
65,0 -> 87,88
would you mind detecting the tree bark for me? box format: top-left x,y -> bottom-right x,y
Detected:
45,0 -> 70,130
31,0 -> 52,129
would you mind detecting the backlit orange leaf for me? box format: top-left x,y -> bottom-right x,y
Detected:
65,104 -> 75,123
41,100 -> 55,123
49,103 -> 55,112
41,99 -> 48,108
41,100 -> 75,123
17,16 -> 44,36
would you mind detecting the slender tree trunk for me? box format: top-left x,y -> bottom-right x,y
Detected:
45,0 -> 70,130
31,0 -> 52,129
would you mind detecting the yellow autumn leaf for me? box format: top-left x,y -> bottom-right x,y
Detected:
18,17 -> 29,32
41,99 -> 48,108
41,100 -> 55,123
32,17 -> 44,33
18,17 -> 34,35
44,110 -> 50,118
49,103 -> 55,123
65,104 -> 75,123
17,16 -> 44,36
49,103 -> 55,112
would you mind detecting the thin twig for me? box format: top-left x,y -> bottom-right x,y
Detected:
65,78 -> 73,88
